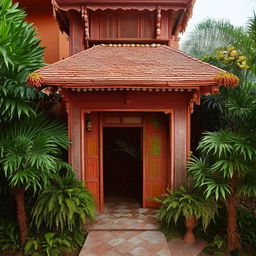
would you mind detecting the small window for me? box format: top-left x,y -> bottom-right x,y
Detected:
105,116 -> 121,124
123,117 -> 142,124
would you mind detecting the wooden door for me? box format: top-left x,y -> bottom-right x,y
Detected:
84,113 -> 100,209
143,113 -> 167,208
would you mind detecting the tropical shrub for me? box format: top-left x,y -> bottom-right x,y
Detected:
206,235 -> 226,256
0,113 -> 70,247
155,186 -> 218,231
24,230 -> 85,256
237,208 -> 256,247
0,218 -> 19,251
188,129 -> 256,252
0,0 -> 45,121
32,171 -> 96,232
181,16 -> 256,75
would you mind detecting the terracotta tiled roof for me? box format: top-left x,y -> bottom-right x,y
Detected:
37,44 -> 223,88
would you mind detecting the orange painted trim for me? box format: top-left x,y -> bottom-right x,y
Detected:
80,108 -> 174,113
99,113 -> 104,212
80,110 -> 85,182
142,115 -> 146,208
169,110 -> 175,190
186,104 -> 191,160
102,123 -> 143,127
80,108 -> 175,211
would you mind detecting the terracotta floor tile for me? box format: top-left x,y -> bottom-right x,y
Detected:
80,204 -> 205,256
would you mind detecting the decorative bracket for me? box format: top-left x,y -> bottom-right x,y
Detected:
82,6 -> 90,49
60,88 -> 71,114
189,90 -> 200,113
156,7 -> 161,39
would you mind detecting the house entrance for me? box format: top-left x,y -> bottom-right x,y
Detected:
103,127 -> 142,205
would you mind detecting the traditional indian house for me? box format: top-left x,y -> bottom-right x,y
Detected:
33,0 -> 223,211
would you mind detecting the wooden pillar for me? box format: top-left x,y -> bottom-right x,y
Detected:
68,10 -> 84,55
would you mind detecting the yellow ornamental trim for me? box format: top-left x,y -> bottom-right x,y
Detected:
27,72 -> 44,88
213,72 -> 239,88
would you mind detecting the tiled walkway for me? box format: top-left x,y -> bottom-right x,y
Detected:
89,203 -> 158,231
79,203 -> 171,256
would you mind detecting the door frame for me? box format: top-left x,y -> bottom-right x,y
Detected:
81,109 -> 175,212
101,119 -> 143,210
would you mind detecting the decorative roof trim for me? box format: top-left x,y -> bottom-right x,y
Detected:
86,4 -> 185,11
65,87 -> 193,92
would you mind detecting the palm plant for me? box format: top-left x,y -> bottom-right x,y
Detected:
181,16 -> 256,76
0,0 -> 44,121
188,129 -> 256,252
185,14 -> 256,253
0,113 -> 70,247
32,171 -> 95,232
182,19 -> 238,59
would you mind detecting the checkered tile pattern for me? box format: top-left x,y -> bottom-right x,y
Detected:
79,231 -> 171,256
80,203 -> 170,256
89,203 -> 158,231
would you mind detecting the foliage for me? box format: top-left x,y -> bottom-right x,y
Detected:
188,130 -> 256,200
237,208 -> 256,247
24,230 -> 85,256
206,235 -> 226,256
0,0 -> 45,121
184,12 -> 256,253
158,218 -> 186,241
0,112 -> 70,192
215,47 -> 249,70
0,218 -> 19,251
181,19 -> 242,59
181,16 -> 256,75
32,171 -> 96,232
155,186 -> 218,230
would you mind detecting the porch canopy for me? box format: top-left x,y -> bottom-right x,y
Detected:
37,44 -> 223,95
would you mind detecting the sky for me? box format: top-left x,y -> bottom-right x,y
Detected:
180,0 -> 256,42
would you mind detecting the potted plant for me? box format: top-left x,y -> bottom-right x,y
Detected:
155,186 -> 219,243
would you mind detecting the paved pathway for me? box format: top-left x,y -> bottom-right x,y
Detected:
79,203 -> 171,256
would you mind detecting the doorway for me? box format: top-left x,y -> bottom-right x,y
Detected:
103,127 -> 142,205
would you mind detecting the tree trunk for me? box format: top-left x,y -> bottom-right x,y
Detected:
226,171 -> 240,254
13,187 -> 28,248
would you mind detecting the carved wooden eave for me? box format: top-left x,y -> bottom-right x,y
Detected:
188,85 -> 220,113
51,0 -> 195,35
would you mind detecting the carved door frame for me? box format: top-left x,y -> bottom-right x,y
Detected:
81,109 -> 174,212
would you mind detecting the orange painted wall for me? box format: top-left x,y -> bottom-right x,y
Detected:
15,0 -> 69,63
66,90 -> 190,185
63,90 -> 191,209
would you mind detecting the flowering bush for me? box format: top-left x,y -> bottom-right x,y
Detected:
216,46 -> 249,70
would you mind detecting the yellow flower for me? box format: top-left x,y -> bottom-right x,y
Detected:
230,50 -> 238,57
224,57 -> 230,62
227,46 -> 235,52
238,56 -> 246,62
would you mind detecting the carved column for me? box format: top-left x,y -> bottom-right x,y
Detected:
156,7 -> 161,39
82,6 -> 90,49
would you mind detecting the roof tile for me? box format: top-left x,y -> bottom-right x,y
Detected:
37,44 -> 223,88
